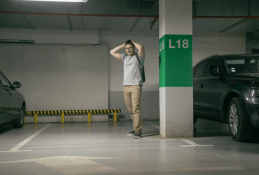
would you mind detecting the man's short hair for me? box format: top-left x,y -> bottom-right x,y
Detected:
125,40 -> 134,48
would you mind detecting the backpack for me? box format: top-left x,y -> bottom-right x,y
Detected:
123,54 -> 145,82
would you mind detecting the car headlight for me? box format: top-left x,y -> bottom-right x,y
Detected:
250,86 -> 259,97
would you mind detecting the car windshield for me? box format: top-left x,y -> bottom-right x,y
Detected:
223,55 -> 259,74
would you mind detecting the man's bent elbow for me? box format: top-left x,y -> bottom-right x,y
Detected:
140,47 -> 145,53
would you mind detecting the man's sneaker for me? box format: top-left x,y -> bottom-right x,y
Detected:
127,131 -> 135,135
134,133 -> 141,139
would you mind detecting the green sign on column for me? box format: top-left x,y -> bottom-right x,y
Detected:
159,35 -> 193,88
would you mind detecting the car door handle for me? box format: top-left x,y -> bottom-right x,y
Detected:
200,84 -> 204,88
4,87 -> 12,95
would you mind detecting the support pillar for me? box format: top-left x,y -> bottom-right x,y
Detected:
159,0 -> 193,137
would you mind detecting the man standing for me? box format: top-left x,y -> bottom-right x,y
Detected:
110,40 -> 145,139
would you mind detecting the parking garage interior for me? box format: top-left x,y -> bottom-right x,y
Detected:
0,0 -> 259,175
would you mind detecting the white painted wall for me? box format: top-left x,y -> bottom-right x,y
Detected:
0,29 -> 246,91
0,44 -> 108,112
0,28 -> 247,121
193,32 -> 246,66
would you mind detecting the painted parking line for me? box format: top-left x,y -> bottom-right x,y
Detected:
145,121 -> 160,129
181,139 -> 214,147
0,156 -> 120,174
0,156 -> 246,174
0,124 -> 51,153
145,121 -> 214,147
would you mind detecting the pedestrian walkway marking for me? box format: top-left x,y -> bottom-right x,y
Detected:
0,157 -> 246,174
0,124 -> 51,152
121,166 -> 246,173
0,156 -> 120,174
211,152 -> 229,160
181,139 -> 214,147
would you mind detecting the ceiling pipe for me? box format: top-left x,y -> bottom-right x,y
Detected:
0,11 -> 159,30
150,16 -> 159,30
1,11 -> 259,19
1,12 -> 259,19
220,0 -> 251,34
129,0 -> 141,32
0,11 -> 159,18
80,3 -> 84,31
193,16 -> 259,18
220,18 -> 249,33
67,16 -> 73,32
20,14 -> 35,30
2,11 -> 259,31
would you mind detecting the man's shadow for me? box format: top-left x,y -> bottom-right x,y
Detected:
141,131 -> 160,137
0,124 -> 14,134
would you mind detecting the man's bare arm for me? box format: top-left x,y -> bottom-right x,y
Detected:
132,41 -> 145,58
110,44 -> 125,60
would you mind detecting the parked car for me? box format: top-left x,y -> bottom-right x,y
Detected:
193,54 -> 259,142
0,71 -> 25,128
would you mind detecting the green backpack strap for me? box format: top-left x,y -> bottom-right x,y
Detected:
135,54 -> 145,82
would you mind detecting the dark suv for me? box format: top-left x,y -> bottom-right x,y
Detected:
193,54 -> 259,142
0,71 -> 25,128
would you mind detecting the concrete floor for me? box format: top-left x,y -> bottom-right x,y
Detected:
0,119 -> 258,175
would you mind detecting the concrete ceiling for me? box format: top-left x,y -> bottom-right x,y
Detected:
0,0 -> 258,33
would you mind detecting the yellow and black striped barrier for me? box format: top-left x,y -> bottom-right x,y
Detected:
25,109 -> 121,123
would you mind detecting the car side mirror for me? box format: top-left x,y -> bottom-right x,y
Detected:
13,82 -> 21,88
209,65 -> 223,76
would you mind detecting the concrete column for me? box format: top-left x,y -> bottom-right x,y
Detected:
159,0 -> 193,138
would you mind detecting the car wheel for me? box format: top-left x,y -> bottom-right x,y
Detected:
12,108 -> 24,128
193,116 -> 197,125
228,97 -> 253,142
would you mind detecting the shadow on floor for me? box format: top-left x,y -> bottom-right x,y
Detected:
194,119 -> 230,137
0,124 -> 14,134
194,119 -> 259,144
141,132 -> 160,138
246,137 -> 259,144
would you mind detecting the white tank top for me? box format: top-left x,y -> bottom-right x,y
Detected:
121,53 -> 145,86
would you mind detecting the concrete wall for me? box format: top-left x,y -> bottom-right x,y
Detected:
0,44 -> 109,122
0,29 -> 247,122
193,32 -> 246,66
247,40 -> 259,54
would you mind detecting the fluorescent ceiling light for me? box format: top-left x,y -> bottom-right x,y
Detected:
18,0 -> 88,2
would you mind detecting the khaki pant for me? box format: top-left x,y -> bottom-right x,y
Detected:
123,85 -> 142,134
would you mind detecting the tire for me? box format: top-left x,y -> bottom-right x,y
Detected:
228,97 -> 253,142
12,108 -> 24,128
193,116 -> 197,125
